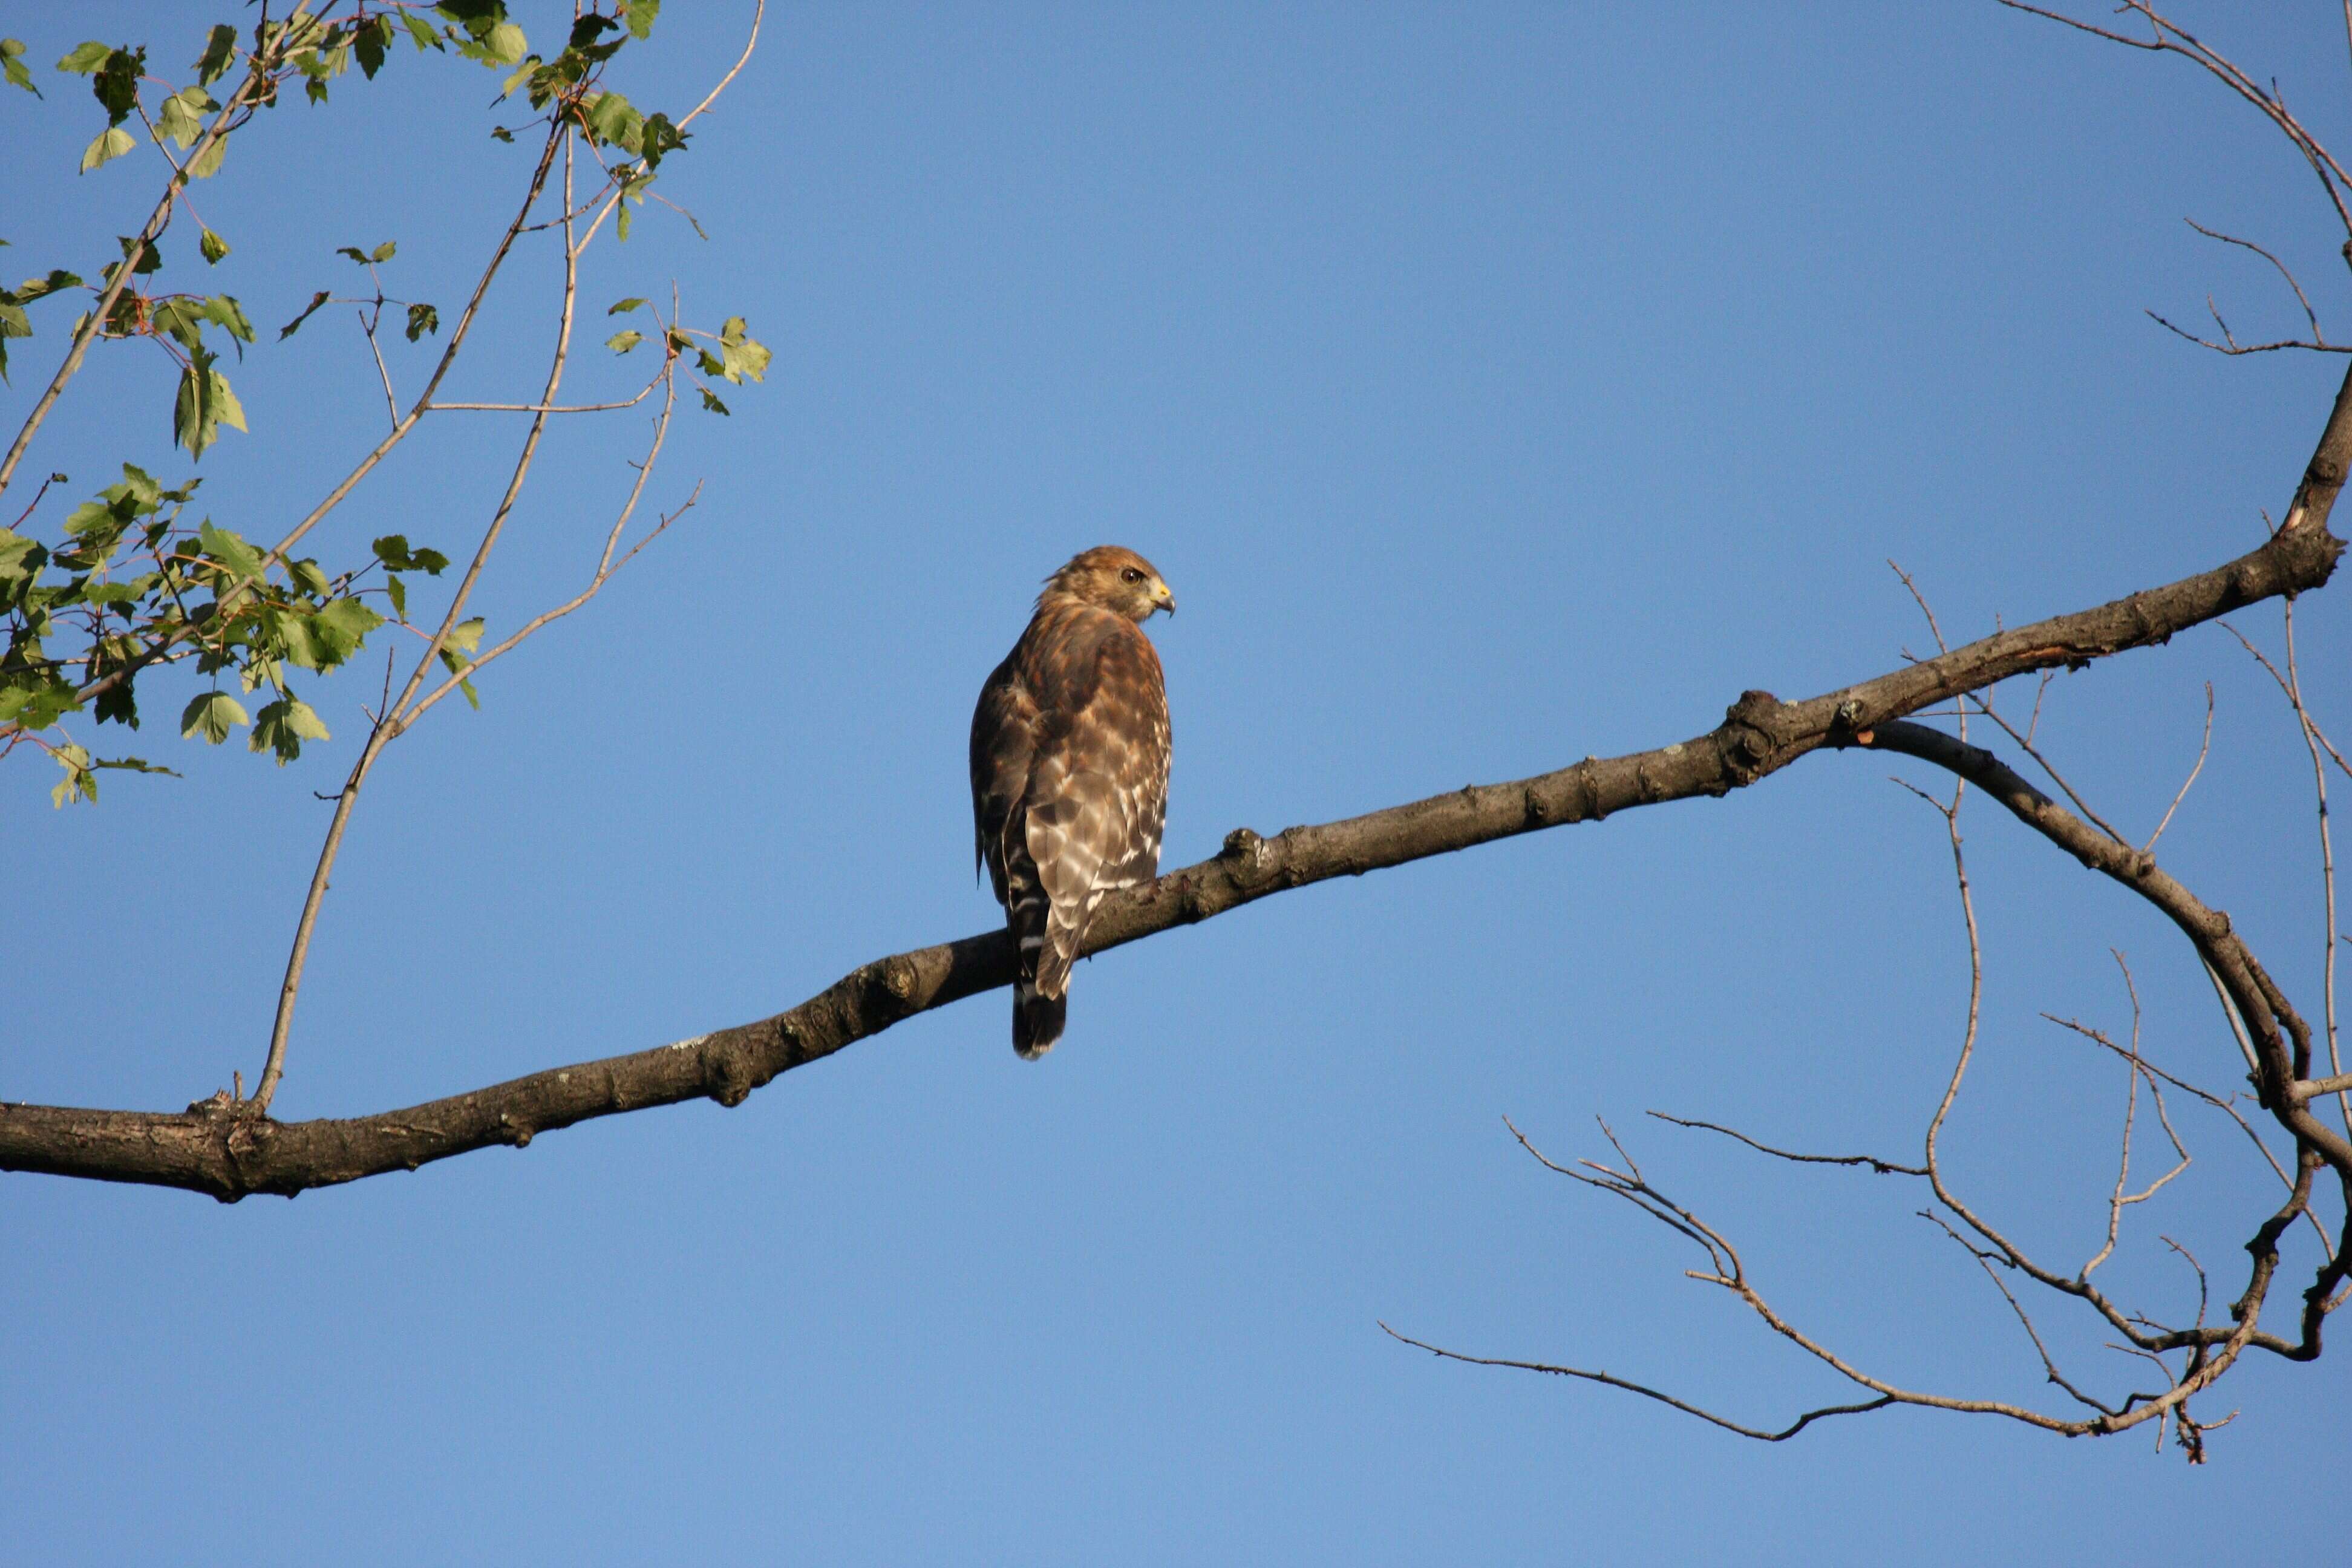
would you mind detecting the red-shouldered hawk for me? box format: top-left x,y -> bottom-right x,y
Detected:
971,546 -> 1175,1057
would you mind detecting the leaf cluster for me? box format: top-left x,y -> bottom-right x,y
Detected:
0,463 -> 443,797
1,1 -> 763,805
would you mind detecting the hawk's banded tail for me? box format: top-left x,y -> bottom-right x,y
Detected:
1008,885 -> 1068,1057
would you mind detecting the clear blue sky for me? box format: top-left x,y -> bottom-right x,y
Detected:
7,3 -> 2348,1561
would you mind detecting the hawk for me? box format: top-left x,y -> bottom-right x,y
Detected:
970,546 -> 1175,1057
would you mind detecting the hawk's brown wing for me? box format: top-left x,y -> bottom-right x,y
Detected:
969,652 -> 1038,907
970,602 -> 1170,1056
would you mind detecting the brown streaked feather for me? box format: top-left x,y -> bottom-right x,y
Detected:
969,550 -> 1173,1057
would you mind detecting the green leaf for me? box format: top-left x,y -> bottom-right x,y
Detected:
79,126 -> 135,174
175,362 -> 211,455
50,743 -> 96,807
289,558 -> 332,598
485,22 -> 528,65
201,294 -> 256,349
12,269 -> 81,305
606,329 -> 643,354
608,297 -> 647,315
197,521 -> 266,581
249,694 -> 330,763
402,15 -> 442,53
237,655 -> 280,694
194,25 -> 237,86
372,535 -> 449,576
404,302 -> 439,342
90,45 -> 145,126
568,14 -> 621,50
188,133 -> 226,180
1,675 -> 82,731
636,112 -> 685,171
1,38 -> 40,97
117,463 -> 161,511
279,290 -> 331,338
152,298 -> 205,353
0,299 -> 24,383
209,368 -> 246,433
200,227 -> 230,264
56,41 -> 110,75
354,15 -> 391,79
581,89 -> 636,147
64,499 -> 115,538
94,754 -> 178,777
117,234 -> 162,275
180,689 -> 248,743
385,573 -> 407,619
441,616 -> 485,658
625,0 -> 661,42
716,316 -> 771,384
699,388 -> 729,416
156,90 -> 205,149
273,607 -> 324,670
0,527 -> 41,583
93,673 -> 139,728
175,359 -> 247,459
497,53 -> 540,100
312,596 -> 385,656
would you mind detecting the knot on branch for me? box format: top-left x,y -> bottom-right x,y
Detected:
702,1043 -> 756,1108
1717,689 -> 1785,783
1221,827 -> 1267,873
857,958 -> 918,1014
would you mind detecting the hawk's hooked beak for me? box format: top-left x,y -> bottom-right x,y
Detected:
1152,581 -> 1177,616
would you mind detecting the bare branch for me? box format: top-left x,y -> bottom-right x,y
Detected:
1918,1209 -> 2132,1417
1376,1322 -> 1898,1442
0,483 -> 2341,1197
2146,312 -> 2351,357
1646,1112 -> 1927,1177
253,119 -> 594,1112
2183,218 -> 2327,344
1999,3 -> 2352,239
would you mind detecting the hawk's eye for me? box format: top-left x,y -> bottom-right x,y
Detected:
1120,567 -> 1145,584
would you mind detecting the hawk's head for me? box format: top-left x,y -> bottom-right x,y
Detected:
1042,546 -> 1175,623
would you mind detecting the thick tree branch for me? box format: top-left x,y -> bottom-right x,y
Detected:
0,501 -> 2339,1200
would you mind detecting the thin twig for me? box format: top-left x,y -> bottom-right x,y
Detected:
1964,691 -> 2131,845
2145,684 -> 2215,851
1377,1322 -> 1898,1442
1646,1112 -> 1926,1176
359,307 -> 399,428
2184,217 -> 2326,342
